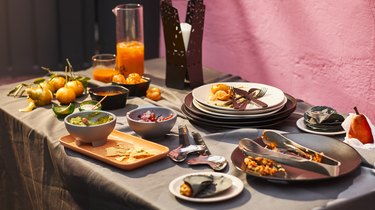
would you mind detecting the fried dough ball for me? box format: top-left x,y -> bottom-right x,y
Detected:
214,90 -> 231,101
211,84 -> 230,94
210,84 -> 232,101
113,73 -> 147,85
180,182 -> 192,197
112,74 -> 126,84
146,87 -> 162,101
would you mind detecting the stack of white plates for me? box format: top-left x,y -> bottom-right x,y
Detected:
181,82 -> 297,129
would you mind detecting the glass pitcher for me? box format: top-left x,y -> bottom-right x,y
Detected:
113,4 -> 144,76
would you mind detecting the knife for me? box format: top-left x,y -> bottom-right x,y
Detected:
191,131 -> 211,156
178,125 -> 190,147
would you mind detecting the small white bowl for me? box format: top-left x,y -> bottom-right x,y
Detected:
126,107 -> 177,139
64,110 -> 116,147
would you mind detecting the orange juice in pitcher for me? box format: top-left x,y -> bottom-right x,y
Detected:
113,4 -> 144,76
116,41 -> 144,76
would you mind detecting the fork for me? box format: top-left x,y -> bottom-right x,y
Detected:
238,87 -> 268,109
223,87 -> 267,107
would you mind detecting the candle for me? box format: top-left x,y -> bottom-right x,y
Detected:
180,23 -> 191,50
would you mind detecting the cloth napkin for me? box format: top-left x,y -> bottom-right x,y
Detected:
341,113 -> 375,150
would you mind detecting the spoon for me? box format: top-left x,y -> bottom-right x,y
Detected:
168,144 -> 206,162
187,154 -> 228,171
187,132 -> 228,171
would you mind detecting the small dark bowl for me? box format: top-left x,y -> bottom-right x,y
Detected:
89,85 -> 129,110
112,76 -> 151,97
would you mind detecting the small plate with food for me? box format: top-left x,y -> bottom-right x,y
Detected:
296,117 -> 346,136
231,132 -> 361,182
169,172 -> 243,202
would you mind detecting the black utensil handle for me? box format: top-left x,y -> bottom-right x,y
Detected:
192,131 -> 211,155
178,125 -> 190,146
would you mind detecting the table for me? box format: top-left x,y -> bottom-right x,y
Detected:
1,59 -> 374,210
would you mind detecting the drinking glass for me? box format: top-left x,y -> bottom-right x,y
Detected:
113,4 -> 144,76
92,54 -> 117,83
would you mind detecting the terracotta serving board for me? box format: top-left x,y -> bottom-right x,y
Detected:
59,130 -> 170,170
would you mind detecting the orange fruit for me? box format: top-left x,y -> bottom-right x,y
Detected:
66,80 -> 84,97
146,87 -> 162,101
48,76 -> 66,93
56,87 -> 76,104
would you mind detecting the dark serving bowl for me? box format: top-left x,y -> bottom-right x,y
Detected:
89,85 -> 129,110
112,76 -> 151,97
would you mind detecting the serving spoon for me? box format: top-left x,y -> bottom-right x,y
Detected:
187,132 -> 228,171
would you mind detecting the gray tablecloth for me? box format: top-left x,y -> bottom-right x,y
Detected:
0,59 -> 374,210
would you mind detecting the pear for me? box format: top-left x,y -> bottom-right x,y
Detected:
348,107 -> 374,144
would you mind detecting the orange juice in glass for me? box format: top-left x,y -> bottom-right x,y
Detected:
92,54 -> 118,83
116,41 -> 144,76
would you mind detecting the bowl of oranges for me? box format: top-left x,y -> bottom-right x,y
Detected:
112,73 -> 151,97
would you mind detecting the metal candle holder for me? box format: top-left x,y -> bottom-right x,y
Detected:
161,0 -> 205,89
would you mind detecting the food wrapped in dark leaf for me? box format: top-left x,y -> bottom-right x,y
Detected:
180,174 -> 232,198
304,106 -> 345,132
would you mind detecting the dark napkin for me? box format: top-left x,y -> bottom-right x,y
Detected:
304,106 -> 345,131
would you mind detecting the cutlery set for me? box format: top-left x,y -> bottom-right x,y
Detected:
168,125 -> 228,171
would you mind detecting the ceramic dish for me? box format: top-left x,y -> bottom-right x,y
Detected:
89,85 -> 129,110
64,110 -> 116,147
192,96 -> 287,116
182,106 -> 292,129
296,117 -> 346,136
231,133 -> 361,182
192,82 -> 285,112
112,76 -> 151,97
183,92 -> 297,121
126,106 -> 177,139
59,130 -> 169,170
168,172 -> 244,202
182,105 -> 292,126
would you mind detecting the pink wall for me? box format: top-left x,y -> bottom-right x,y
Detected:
160,0 -> 375,118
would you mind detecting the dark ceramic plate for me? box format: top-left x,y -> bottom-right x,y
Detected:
184,92 -> 297,122
231,133 -> 361,182
182,105 -> 291,128
181,92 -> 296,128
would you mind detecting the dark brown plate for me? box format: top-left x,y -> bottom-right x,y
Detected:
182,105 -> 291,128
181,93 -> 296,128
231,133 -> 361,182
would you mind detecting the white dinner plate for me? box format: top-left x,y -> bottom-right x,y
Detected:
169,172 -> 244,203
192,82 -> 285,112
296,117 -> 346,136
193,96 -> 287,116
